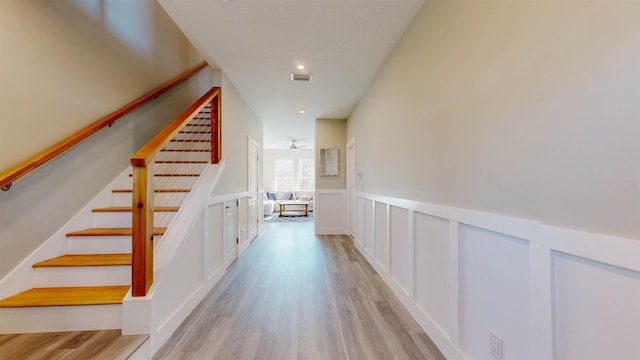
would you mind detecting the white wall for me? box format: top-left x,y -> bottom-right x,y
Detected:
347,1 -> 640,358
262,148 -> 314,191
347,0 -> 640,239
0,0 -> 208,279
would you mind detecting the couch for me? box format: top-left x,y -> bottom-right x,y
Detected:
263,190 -> 314,216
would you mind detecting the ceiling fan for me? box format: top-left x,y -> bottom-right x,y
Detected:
289,139 -> 304,150
289,139 -> 298,150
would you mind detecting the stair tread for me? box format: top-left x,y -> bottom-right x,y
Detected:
33,254 -> 131,267
112,188 -> 191,193
160,149 -> 209,152
92,206 -> 179,212
154,161 -> 208,164
0,286 -> 129,307
66,227 -> 166,237
128,173 -> 200,177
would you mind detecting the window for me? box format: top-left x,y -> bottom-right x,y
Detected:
275,159 -> 294,190
298,159 -> 314,191
274,158 -> 315,191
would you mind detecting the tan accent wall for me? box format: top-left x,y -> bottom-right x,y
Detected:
316,119 -> 346,190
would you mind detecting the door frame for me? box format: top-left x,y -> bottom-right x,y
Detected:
247,136 -> 260,241
346,137 -> 356,239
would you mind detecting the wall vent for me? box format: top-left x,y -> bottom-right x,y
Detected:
291,73 -> 312,81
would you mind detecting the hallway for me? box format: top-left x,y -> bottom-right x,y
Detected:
154,220 -> 446,359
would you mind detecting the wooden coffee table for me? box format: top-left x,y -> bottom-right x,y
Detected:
279,200 -> 310,217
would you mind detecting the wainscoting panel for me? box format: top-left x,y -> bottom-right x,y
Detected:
364,199 -> 375,255
356,197 -> 365,246
458,225 -> 530,360
390,206 -> 411,296
553,252 -> 640,360
375,202 -> 389,270
315,190 -> 347,235
353,191 -> 640,360
206,203 -> 224,276
413,212 -> 450,335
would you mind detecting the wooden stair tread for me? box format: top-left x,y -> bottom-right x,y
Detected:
170,139 -> 210,142
128,173 -> 200,177
154,160 -> 208,164
66,227 -> 166,237
92,206 -> 179,212
33,254 -> 131,267
112,188 -> 191,193
0,286 -> 129,307
160,149 -> 209,152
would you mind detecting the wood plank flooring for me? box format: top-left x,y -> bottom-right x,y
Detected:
154,221 -> 447,359
0,330 -> 147,359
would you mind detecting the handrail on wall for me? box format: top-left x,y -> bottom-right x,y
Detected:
131,86 -> 221,297
0,62 -> 209,191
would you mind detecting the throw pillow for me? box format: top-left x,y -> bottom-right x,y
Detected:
299,195 -> 312,201
282,191 -> 293,200
267,191 -> 276,200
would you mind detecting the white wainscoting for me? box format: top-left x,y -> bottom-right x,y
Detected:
122,162 -> 258,356
315,189 -> 347,235
354,192 -> 640,360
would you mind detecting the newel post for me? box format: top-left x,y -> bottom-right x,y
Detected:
211,92 -> 221,164
132,162 -> 154,296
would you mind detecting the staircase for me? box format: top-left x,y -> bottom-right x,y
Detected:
0,105 -> 213,334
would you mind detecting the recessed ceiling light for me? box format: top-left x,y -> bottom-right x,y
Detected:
298,110 -> 305,114
297,65 -> 305,70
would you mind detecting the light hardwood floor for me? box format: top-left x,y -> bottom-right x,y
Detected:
154,220 -> 446,359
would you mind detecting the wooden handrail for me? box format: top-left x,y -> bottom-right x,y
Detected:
131,86 -> 221,297
130,87 -> 220,167
0,62 -> 209,191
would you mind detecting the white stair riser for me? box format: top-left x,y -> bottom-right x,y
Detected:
128,177 -> 200,189
111,192 -> 189,207
0,305 -> 122,333
34,266 -> 131,287
92,212 -> 175,228
155,151 -> 210,162
164,142 -> 210,151
68,236 -> 131,254
153,163 -> 207,174
173,132 -> 210,141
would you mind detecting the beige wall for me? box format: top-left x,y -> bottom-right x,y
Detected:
316,119 -> 346,190
211,73 -> 263,195
0,0 -> 209,278
347,0 -> 640,239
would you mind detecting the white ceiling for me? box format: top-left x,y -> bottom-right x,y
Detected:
158,0 -> 424,149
